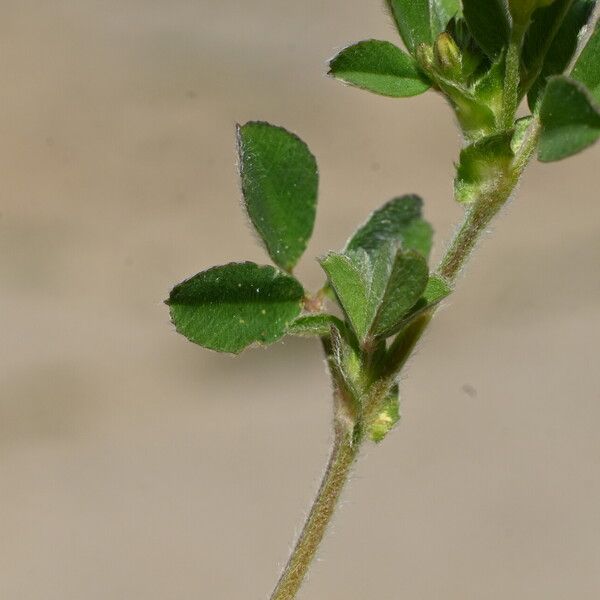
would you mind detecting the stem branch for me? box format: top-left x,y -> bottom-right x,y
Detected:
267,76 -> 544,600
439,118 -> 540,284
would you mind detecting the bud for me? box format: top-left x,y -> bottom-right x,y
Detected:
414,42 -> 435,75
433,33 -> 462,80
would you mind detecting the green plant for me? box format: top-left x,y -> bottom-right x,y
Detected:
166,2 -> 599,598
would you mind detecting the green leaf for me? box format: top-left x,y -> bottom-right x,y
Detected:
526,0 -> 596,108
319,252 -> 373,341
345,195 -> 433,259
387,0 -> 461,54
538,75 -> 600,161
455,132 -> 515,204
370,250 -> 430,337
462,0 -> 511,58
288,314 -> 346,337
398,274 -> 451,328
237,122 -> 318,272
167,262 -> 304,354
387,0 -> 434,53
421,274 -> 452,305
329,40 -> 430,97
509,0 -> 558,29
572,21 -> 600,102
368,385 -> 401,443
430,0 -> 462,35
320,245 -> 429,342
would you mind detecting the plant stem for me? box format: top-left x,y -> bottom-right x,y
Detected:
438,190 -> 508,283
438,201 -> 498,283
501,34 -> 523,130
269,432 -> 359,600
267,115 -> 542,600
439,119 -> 540,284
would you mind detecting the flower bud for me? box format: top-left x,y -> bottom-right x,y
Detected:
433,33 -> 462,80
415,43 -> 435,74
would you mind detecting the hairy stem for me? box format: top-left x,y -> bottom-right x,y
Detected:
501,34 -> 523,129
267,112 -> 543,600
269,432 -> 359,600
438,188 -> 508,283
439,120 -> 540,284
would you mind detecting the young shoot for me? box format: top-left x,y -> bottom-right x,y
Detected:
167,2 -> 600,598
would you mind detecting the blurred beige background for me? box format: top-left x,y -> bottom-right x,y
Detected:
1,2 -> 599,599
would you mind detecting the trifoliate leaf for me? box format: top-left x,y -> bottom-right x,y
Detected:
320,244 -> 429,342
288,314 -> 346,338
329,40 -> 430,97
572,21 -> 600,102
345,195 -> 433,259
526,0 -> 596,108
455,132 -> 515,204
368,385 -> 401,443
370,250 -> 430,338
237,122 -> 318,272
462,0 -> 511,58
167,262 -> 304,354
538,75 -> 600,161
